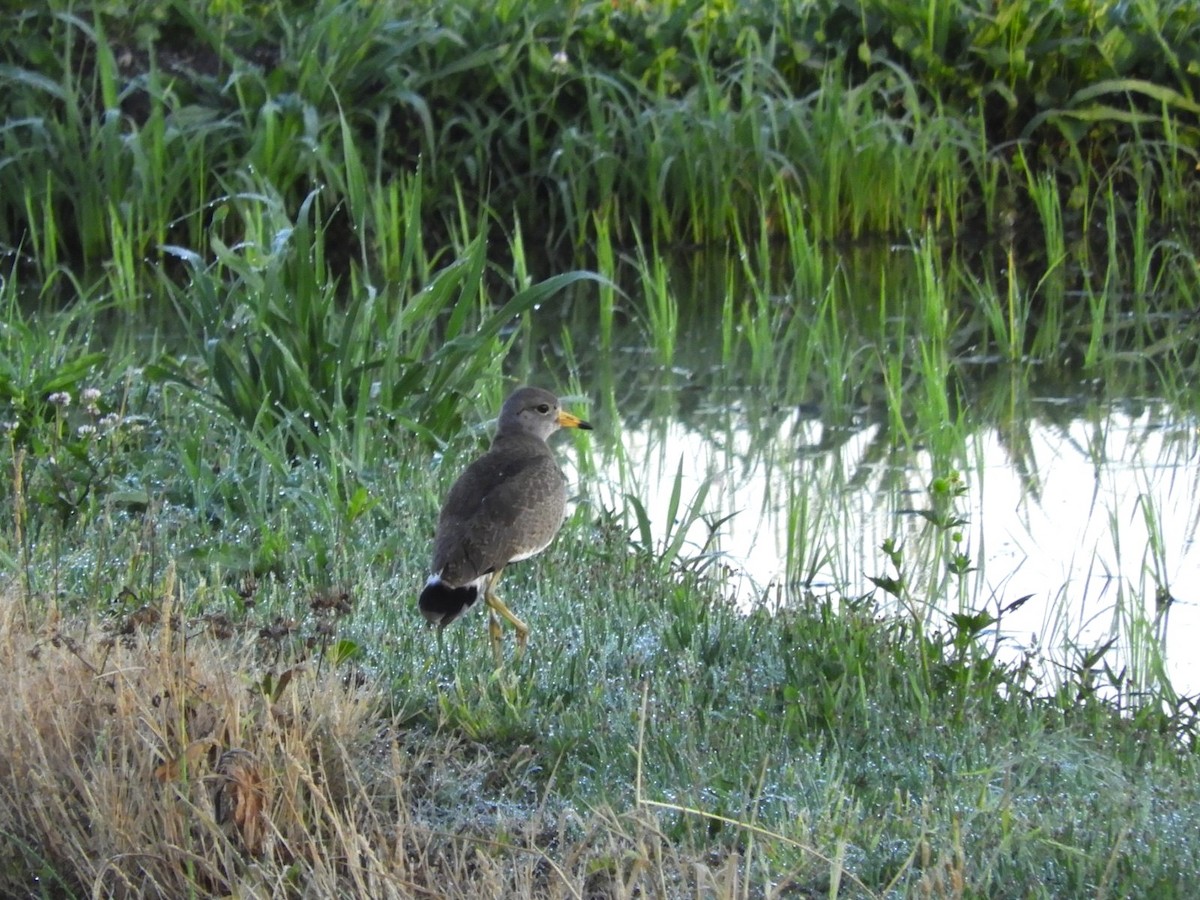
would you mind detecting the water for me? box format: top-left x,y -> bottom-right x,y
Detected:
579,392 -> 1199,694
539,242 -> 1200,697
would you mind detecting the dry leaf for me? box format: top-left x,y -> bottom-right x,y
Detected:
154,737 -> 218,782
215,748 -> 269,855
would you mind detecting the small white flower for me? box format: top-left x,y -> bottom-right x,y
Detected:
48,391 -> 72,407
99,413 -> 122,429
77,424 -> 96,438
81,387 -> 102,403
552,50 -> 569,69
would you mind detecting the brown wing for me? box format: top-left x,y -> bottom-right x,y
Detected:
432,451 -> 567,585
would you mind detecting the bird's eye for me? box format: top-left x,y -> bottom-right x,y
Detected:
536,403 -> 551,413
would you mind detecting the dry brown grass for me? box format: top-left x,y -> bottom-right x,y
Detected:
0,571 -> 751,899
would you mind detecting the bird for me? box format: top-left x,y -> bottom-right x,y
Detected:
418,386 -> 591,657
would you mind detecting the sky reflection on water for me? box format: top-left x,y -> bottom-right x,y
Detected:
585,399 -> 1200,694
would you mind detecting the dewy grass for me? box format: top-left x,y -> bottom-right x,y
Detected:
4,348 -> 1200,895
0,584 -> 689,897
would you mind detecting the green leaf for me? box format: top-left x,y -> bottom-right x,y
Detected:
328,639 -> 362,666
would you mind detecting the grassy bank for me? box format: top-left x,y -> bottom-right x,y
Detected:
2,344 -> 1198,895
3,0 -> 1200,896
2,496 -> 1198,896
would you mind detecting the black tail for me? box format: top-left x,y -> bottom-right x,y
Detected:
419,579 -> 479,626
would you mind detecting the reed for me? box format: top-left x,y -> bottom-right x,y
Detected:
3,0 -> 1197,320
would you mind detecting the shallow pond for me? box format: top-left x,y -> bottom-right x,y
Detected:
539,240 -> 1200,696
580,391 -> 1199,694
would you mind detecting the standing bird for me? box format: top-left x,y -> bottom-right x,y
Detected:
419,386 -> 591,656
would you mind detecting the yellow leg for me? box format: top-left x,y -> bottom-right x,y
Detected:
482,568 -> 530,658
488,612 -> 503,666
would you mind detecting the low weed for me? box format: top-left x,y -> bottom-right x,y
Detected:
0,584 -> 767,898
148,183 -> 603,469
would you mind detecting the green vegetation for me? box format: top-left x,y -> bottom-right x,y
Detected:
2,0 -> 1199,896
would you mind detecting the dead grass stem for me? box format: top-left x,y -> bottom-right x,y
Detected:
0,580 -> 749,898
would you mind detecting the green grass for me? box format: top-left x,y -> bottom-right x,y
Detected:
2,0 -> 1200,895
1,433 -> 1197,895
4,0 -> 1200,289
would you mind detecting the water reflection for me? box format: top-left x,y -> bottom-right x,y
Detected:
582,397 -> 1200,694
530,234 -> 1199,697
